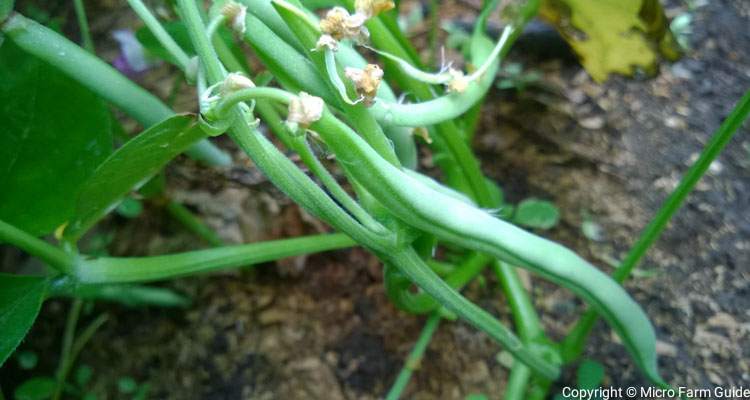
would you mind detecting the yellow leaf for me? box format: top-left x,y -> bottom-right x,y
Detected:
540,0 -> 681,82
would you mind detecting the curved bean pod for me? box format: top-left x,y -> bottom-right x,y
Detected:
311,111 -> 666,386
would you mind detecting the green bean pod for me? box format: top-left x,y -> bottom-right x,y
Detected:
311,111 -> 666,386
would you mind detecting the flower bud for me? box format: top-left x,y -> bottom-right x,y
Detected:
287,92 -> 325,127
344,64 -> 383,105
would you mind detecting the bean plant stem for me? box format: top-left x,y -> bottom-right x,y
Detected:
504,363 -> 532,400
385,312 -> 441,400
72,0 -> 94,53
76,233 -> 356,283
0,219 -> 74,274
370,2 -> 549,392
1,215 -> 354,284
561,88 -> 750,361
127,0 -> 192,72
52,299 -> 82,400
180,0 -> 559,379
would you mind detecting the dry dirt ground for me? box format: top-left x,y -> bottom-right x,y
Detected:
2,0 -> 749,399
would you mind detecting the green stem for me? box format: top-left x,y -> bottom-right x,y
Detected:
53,312 -> 108,400
385,312 -> 441,400
492,261 -> 542,341
186,14 -> 394,249
74,233 -> 355,283
165,200 -> 225,247
291,136 -> 387,234
72,0 -> 94,53
364,1 -> 549,378
210,87 -> 294,117
127,0 -> 192,71
52,299 -> 82,400
68,314 -> 108,365
0,219 -> 74,274
388,247 -> 560,380
426,0 -> 439,67
504,363 -> 532,400
493,261 -> 543,399
561,88 -> 750,361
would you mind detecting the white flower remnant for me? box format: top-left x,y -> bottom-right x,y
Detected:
354,0 -> 394,18
221,1 -> 247,34
222,73 -> 255,93
344,64 -> 383,105
316,34 -> 339,51
319,7 -> 368,45
287,92 -> 325,128
447,68 -> 469,93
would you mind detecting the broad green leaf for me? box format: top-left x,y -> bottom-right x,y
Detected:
0,41 -> 112,236
0,274 -> 46,367
64,115 -> 208,240
513,199 -> 560,230
539,0 -> 681,82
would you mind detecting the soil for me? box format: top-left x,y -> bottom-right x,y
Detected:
2,0 -> 749,399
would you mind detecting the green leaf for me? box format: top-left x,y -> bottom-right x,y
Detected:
75,364 -> 94,387
16,350 -> 38,370
115,197 -> 143,219
539,0 -> 681,82
513,199 -> 560,230
576,359 -> 605,390
0,274 -> 46,367
64,114 -> 207,240
13,377 -> 57,400
0,41 -> 112,236
117,377 -> 137,394
1,0 -> 14,22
